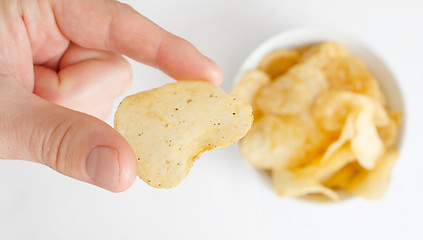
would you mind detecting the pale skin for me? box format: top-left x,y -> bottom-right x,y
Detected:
0,0 -> 223,192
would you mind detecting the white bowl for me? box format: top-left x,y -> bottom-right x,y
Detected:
234,28 -> 405,199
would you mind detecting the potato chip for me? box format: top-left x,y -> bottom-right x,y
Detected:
321,105 -> 385,169
323,162 -> 361,189
351,105 -> 385,170
294,144 -> 356,182
345,149 -> 398,200
232,70 -> 270,105
312,91 -> 390,132
272,168 -> 340,201
115,81 -> 253,188
377,111 -> 402,148
232,70 -> 271,119
321,110 -> 356,160
285,64 -> 329,99
286,114 -> 337,167
300,42 -> 349,68
321,56 -> 386,104
257,49 -> 300,78
239,115 -> 306,169
255,65 -> 327,116
235,41 -> 401,201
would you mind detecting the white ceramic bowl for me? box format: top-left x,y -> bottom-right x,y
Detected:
234,29 -> 405,198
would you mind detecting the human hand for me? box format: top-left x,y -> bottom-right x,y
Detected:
0,0 -> 223,192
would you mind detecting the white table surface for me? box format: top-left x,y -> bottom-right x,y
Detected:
1,0 -> 422,239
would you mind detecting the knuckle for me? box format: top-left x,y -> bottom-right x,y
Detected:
40,119 -> 76,175
110,55 -> 132,95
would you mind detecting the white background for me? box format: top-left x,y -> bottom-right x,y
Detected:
1,0 -> 423,239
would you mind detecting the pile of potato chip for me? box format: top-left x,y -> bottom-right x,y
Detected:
233,42 -> 402,201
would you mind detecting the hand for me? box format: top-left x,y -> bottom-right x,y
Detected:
0,0 -> 223,192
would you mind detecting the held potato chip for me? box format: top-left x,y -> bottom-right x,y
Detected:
115,81 -> 253,188
257,49 -> 300,78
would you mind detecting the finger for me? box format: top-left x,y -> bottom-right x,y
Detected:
33,44 -> 132,113
89,103 -> 114,122
50,0 -> 223,84
0,82 -> 136,192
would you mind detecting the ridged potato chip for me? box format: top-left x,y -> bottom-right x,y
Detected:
115,81 -> 253,188
257,49 -> 300,78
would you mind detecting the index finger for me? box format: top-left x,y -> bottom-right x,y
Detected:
51,0 -> 223,84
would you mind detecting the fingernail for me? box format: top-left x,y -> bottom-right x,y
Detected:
86,147 -> 119,190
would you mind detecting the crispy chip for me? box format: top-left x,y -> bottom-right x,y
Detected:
257,49 -> 300,78
351,105 -> 385,169
312,91 -> 390,132
300,42 -> 349,68
345,149 -> 398,200
323,162 -> 361,189
322,111 -> 356,160
285,64 -> 329,98
232,70 -> 271,119
232,70 -> 271,105
294,144 -> 356,182
272,168 -> 340,201
115,81 -> 253,188
239,115 -> 306,169
377,111 -> 402,148
321,56 -> 386,104
322,105 -> 385,169
255,65 -> 327,116
286,114 -> 337,167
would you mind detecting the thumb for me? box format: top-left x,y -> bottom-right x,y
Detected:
0,84 -> 137,192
